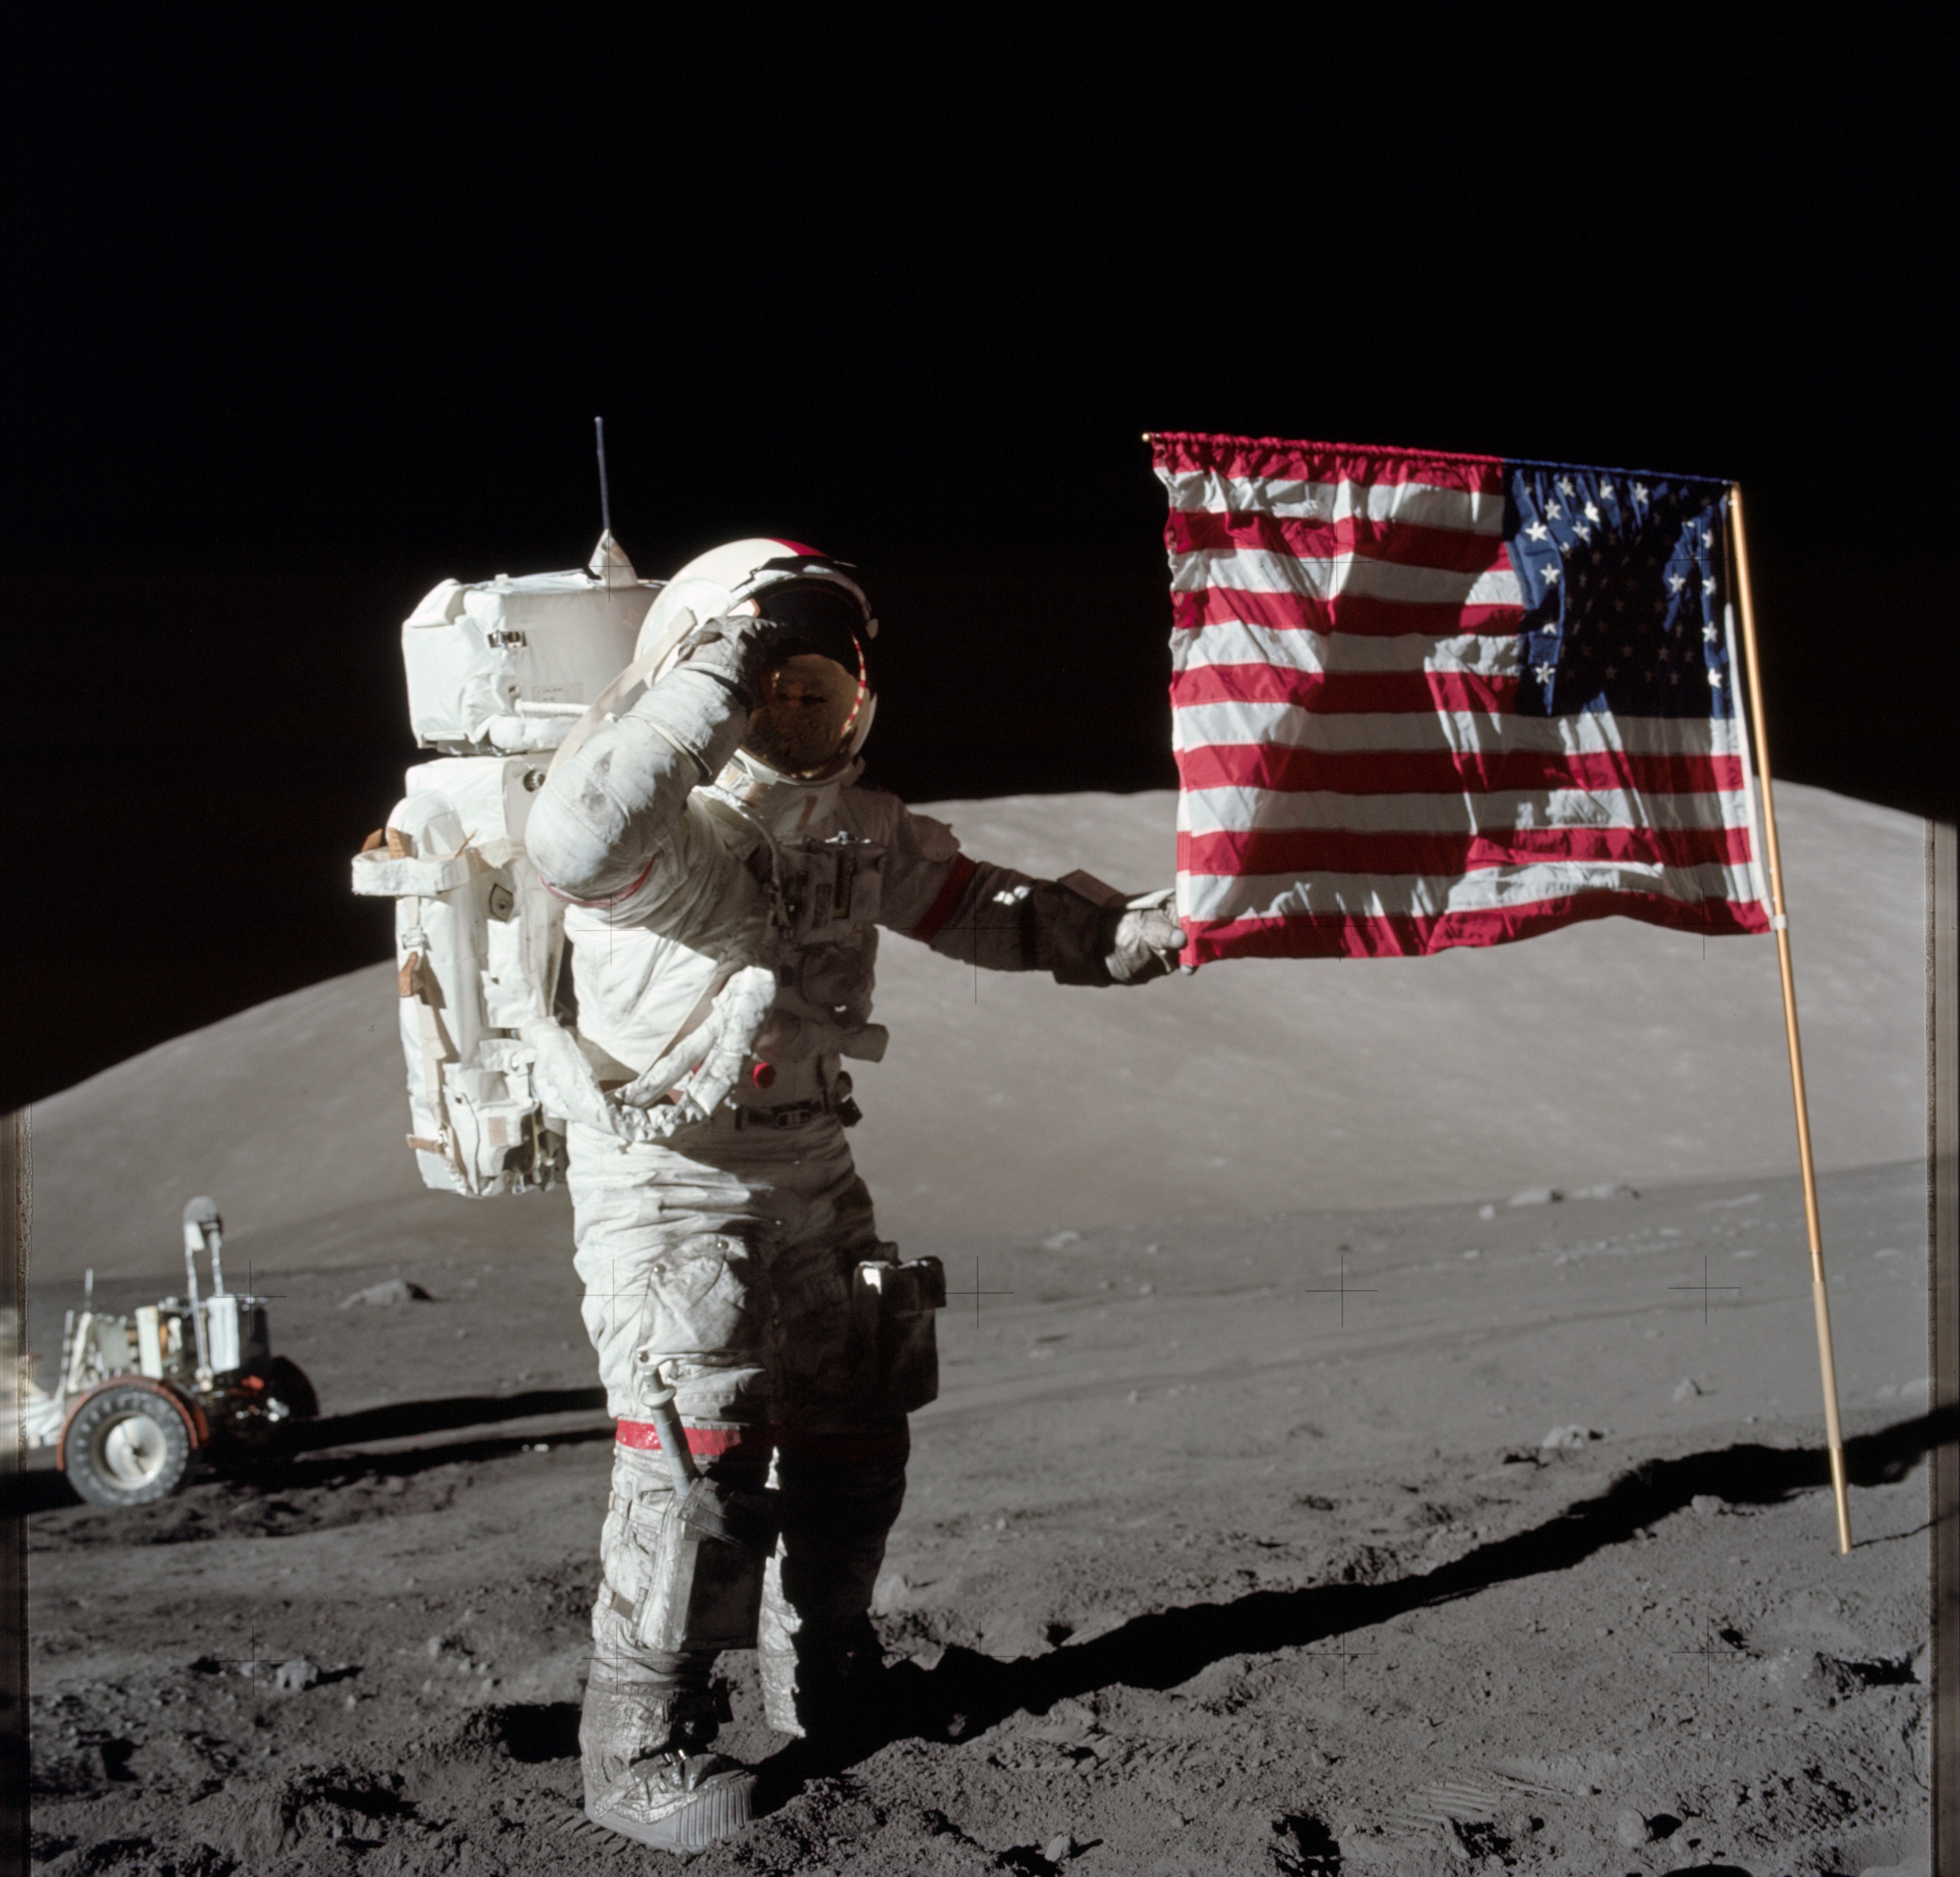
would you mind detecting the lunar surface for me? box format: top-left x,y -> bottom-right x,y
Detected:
22,785 -> 1935,1875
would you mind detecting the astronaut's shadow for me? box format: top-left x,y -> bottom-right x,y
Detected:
754,1408 -> 1950,1806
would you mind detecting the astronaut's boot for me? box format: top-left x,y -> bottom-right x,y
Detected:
579,1671 -> 757,1852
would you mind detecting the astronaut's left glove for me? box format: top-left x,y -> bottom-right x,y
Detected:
1102,887 -> 1186,985
1036,876 -> 1187,987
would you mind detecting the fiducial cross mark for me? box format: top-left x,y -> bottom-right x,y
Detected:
1298,1249 -> 1378,1328
1667,1256 -> 1742,1324
945,1256 -> 1015,1328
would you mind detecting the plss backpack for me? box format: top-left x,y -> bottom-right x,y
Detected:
351,534 -> 659,1197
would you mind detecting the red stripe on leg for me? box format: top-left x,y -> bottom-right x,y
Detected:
615,1420 -> 774,1460
613,1421 -> 910,1465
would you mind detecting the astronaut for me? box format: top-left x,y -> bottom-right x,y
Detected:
524,540 -> 1184,1850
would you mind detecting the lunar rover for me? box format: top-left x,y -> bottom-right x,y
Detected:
22,1197 -> 318,1507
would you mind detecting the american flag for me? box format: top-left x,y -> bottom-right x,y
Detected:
1155,432 -> 1773,966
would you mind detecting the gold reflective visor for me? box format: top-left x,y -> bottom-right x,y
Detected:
743,652 -> 864,776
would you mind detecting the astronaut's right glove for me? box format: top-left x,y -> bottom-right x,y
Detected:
1102,887 -> 1187,985
667,615 -> 792,715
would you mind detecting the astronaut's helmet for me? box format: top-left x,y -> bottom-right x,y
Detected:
639,538 -> 877,777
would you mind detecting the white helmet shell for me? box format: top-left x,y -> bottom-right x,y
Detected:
634,536 -> 828,663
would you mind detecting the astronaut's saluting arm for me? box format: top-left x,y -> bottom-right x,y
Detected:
525,616 -> 783,910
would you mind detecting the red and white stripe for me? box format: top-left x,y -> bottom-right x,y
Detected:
1154,433 -> 1771,964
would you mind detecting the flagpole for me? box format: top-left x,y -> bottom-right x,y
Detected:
1730,482 -> 1854,1554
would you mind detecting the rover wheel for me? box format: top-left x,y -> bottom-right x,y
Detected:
62,1384 -> 194,1507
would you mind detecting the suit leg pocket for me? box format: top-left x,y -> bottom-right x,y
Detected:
848,1250 -> 945,1415
631,1479 -> 780,1654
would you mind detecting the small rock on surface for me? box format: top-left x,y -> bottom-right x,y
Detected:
1690,1493 -> 1725,1516
1040,1230 -> 1083,1250
1573,1181 -> 1639,1200
1043,1832 -> 1076,1862
273,1657 -> 319,1691
1673,1377 -> 1704,1401
1509,1187 -> 1562,1207
1540,1424 -> 1602,1449
338,1278 -> 433,1309
1028,1697 -> 1096,1742
1615,1805 -> 1652,1846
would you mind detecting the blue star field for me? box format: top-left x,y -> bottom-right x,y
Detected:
1504,465 -> 1734,721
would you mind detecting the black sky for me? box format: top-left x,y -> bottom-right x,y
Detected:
5,14 -> 1946,1109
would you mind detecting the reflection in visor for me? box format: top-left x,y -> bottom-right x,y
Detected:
743,651 -> 866,776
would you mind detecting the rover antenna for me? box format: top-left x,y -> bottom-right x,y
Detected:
594,415 -> 613,537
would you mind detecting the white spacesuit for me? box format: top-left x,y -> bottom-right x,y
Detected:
523,540 -> 1184,1851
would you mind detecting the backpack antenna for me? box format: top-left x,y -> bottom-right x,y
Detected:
594,416 -> 613,537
